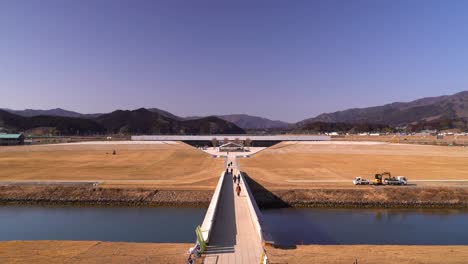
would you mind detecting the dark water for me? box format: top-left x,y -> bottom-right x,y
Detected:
0,206 -> 206,243
262,208 -> 468,245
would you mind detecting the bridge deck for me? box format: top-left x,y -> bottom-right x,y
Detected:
204,156 -> 263,264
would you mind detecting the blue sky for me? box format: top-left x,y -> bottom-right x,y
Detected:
1,0 -> 468,122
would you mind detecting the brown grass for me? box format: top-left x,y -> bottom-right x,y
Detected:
0,142 -> 223,190
266,244 -> 468,264
242,142 -> 468,190
0,241 -> 191,264
337,134 -> 468,146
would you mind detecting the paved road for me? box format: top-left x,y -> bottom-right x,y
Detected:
204,155 -> 263,264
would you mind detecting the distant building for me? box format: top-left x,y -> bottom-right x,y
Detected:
415,129 -> 438,136
0,133 -> 25,145
219,142 -> 244,152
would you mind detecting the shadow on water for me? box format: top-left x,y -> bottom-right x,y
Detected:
242,173 -> 289,209
205,172 -> 236,254
243,173 -> 306,249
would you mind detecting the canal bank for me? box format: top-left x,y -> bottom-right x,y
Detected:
245,175 -> 468,209
0,185 -> 213,207
1,183 -> 468,209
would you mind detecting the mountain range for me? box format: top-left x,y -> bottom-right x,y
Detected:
298,91 -> 468,131
1,108 -> 290,130
2,90 -> 468,135
0,108 -> 245,135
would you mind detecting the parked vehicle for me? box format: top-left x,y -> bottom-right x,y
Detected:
353,177 -> 370,185
384,176 -> 408,185
361,172 -> 408,186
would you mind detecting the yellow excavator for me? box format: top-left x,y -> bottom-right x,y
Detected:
373,172 -> 391,185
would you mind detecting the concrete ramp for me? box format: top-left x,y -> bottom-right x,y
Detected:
203,155 -> 266,264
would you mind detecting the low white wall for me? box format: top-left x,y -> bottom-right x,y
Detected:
239,171 -> 274,244
131,135 -> 331,141
200,170 -> 225,243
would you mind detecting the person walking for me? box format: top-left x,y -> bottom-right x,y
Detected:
233,174 -> 236,183
235,184 -> 241,196
237,174 -> 241,184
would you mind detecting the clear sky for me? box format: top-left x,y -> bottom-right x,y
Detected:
1,0 -> 468,122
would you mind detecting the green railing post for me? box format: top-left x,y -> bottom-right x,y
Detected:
195,225 -> 207,253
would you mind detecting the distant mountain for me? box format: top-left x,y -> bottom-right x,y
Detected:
3,108 -> 289,130
0,108 -> 245,136
1,108 -> 103,119
295,121 -> 395,134
0,109 -> 105,135
299,91 -> 468,129
185,114 -> 290,129
96,109 -> 245,135
95,108 -> 174,134
2,108 -> 83,118
147,108 -> 183,120
216,114 -> 290,130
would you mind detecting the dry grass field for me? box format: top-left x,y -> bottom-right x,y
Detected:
0,141 -> 223,190
0,241 -> 191,264
2,241 -> 467,264
266,244 -> 468,264
337,134 -> 468,146
241,141 -> 468,190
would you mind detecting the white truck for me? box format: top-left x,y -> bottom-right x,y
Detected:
353,177 -> 370,185
384,176 -> 408,185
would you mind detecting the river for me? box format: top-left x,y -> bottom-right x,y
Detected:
262,208 -> 468,245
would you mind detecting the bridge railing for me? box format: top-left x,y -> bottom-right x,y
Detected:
200,170 -> 225,243
239,171 -> 274,245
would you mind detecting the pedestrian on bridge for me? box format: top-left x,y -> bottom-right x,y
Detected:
236,184 -> 241,196
237,174 -> 241,184
233,174 -> 236,183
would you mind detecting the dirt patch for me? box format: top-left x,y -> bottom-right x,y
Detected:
0,185 -> 212,207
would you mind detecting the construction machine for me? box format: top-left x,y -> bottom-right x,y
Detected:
372,172 -> 391,185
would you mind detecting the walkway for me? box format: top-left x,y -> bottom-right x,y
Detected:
204,155 -> 263,264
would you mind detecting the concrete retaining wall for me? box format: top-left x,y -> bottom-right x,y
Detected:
131,135 -> 330,141
200,170 -> 225,243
